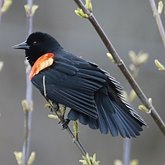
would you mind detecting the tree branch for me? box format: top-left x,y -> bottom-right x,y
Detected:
123,138 -> 131,165
22,0 -> 34,164
73,0 -> 165,135
149,0 -> 165,47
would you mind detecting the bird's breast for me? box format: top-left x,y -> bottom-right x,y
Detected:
29,53 -> 55,80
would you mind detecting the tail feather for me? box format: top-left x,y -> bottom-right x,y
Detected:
112,103 -> 137,137
67,93 -> 145,138
98,93 -> 145,137
79,113 -> 89,125
100,96 -> 118,136
116,108 -> 140,137
96,108 -> 108,134
116,104 -> 143,132
88,118 -> 99,129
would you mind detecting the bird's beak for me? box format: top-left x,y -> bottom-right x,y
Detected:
12,41 -> 29,50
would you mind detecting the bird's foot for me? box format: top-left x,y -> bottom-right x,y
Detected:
58,119 -> 70,129
51,102 -> 59,112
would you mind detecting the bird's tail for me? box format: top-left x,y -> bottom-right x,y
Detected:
95,93 -> 146,137
68,93 -> 146,138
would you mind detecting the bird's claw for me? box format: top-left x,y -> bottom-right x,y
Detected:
58,119 -> 70,129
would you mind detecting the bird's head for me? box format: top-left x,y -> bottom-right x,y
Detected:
13,32 -> 62,66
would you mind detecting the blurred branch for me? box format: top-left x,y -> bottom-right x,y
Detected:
149,0 -> 165,47
73,0 -> 165,135
123,138 -> 131,165
20,0 -> 38,164
123,51 -> 148,165
0,0 -> 3,22
0,0 -> 12,71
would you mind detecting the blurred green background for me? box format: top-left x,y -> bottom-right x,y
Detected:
0,0 -> 164,164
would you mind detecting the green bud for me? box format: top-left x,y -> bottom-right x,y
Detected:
24,4 -> 39,17
73,120 -> 79,140
75,8 -> 88,18
0,61 -> 4,71
129,90 -> 137,102
79,153 -> 100,165
129,51 -> 148,65
107,53 -> 115,63
14,152 -> 22,165
138,104 -> 150,113
129,51 -> 137,64
137,52 -> 148,65
1,0 -> 12,13
158,1 -> 164,14
154,59 -> 165,71
48,114 -> 58,120
114,160 -> 123,165
27,152 -> 36,165
85,0 -> 93,12
21,100 -> 33,112
130,159 -> 139,165
44,103 -> 51,109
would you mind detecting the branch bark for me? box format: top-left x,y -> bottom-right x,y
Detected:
149,0 -> 165,47
123,138 -> 131,165
73,0 -> 165,135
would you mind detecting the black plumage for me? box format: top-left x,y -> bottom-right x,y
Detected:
13,32 -> 146,138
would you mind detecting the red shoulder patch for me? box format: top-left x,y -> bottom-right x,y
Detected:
29,53 -> 55,80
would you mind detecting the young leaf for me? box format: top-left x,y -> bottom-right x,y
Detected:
130,159 -> 139,165
79,153 -> 100,165
73,120 -> 79,140
129,89 -> 137,102
27,152 -> 36,165
21,100 -> 33,112
14,152 -> 22,165
154,59 -> 165,71
107,53 -> 115,63
75,8 -> 88,18
158,1 -> 164,14
114,160 -> 123,165
48,114 -> 59,120
0,0 -> 12,13
0,61 -> 4,71
138,104 -> 150,113
85,0 -> 93,12
24,4 -> 39,16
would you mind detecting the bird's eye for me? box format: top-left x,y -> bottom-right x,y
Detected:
33,41 -> 37,45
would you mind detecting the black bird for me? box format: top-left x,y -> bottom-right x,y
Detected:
13,32 -> 146,138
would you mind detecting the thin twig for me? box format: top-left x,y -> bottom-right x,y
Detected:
149,0 -> 165,47
123,138 -> 131,165
73,0 -> 165,135
65,126 -> 87,155
46,99 -> 87,156
22,0 -> 34,164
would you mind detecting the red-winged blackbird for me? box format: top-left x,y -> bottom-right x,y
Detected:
13,32 -> 146,138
